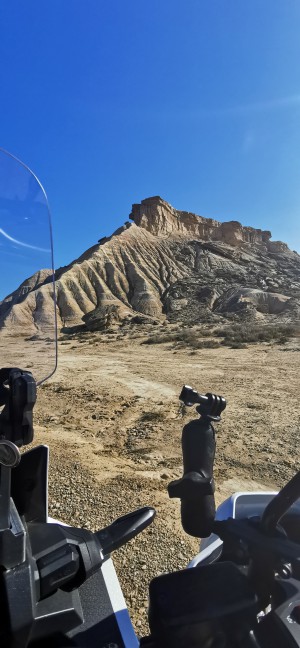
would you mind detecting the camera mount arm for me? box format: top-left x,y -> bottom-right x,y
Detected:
168,386 -> 226,538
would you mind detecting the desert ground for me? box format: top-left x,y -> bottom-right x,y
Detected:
5,328 -> 300,634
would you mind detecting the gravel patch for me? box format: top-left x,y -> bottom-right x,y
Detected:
47,450 -> 198,637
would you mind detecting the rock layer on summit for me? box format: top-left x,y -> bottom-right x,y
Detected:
1,196 -> 300,334
130,197 -> 275,248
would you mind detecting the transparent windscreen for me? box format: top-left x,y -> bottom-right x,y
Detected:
0,149 -> 57,384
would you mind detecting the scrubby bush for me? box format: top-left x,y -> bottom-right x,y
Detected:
142,323 -> 297,350
142,333 -> 176,345
142,329 -> 220,349
216,323 -> 297,347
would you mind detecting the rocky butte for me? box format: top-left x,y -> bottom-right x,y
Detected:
0,196 -> 300,335
130,197 -> 274,248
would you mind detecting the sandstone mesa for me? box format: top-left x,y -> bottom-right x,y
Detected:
0,196 -> 299,334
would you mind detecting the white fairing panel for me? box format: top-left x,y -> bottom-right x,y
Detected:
188,491 -> 277,568
48,517 -> 139,647
215,491 -> 277,522
101,558 -> 139,647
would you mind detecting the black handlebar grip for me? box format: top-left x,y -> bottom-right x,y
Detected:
168,417 -> 216,538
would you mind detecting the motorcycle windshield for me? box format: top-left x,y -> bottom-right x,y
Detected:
0,149 -> 57,385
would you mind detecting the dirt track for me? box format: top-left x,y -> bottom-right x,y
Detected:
37,332 -> 300,489
24,332 -> 300,632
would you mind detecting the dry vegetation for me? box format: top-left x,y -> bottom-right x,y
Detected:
141,322 -> 298,350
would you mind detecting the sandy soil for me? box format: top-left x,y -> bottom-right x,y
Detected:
37,332 -> 300,495
4,330 -> 300,634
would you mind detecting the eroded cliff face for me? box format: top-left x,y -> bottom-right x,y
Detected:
130,196 -> 276,249
0,196 -> 299,334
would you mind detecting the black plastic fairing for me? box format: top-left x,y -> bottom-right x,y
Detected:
148,561 -> 258,647
11,445 -> 49,523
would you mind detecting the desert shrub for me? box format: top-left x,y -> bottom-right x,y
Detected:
199,328 -> 217,337
142,323 -> 296,349
217,323 -> 297,346
278,336 -> 288,345
205,340 -> 221,348
175,338 -> 220,350
142,329 -> 220,349
142,333 -> 176,345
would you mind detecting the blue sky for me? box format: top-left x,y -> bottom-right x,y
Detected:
1,0 -> 300,270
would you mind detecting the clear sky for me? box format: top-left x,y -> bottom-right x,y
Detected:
1,1 -> 300,269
